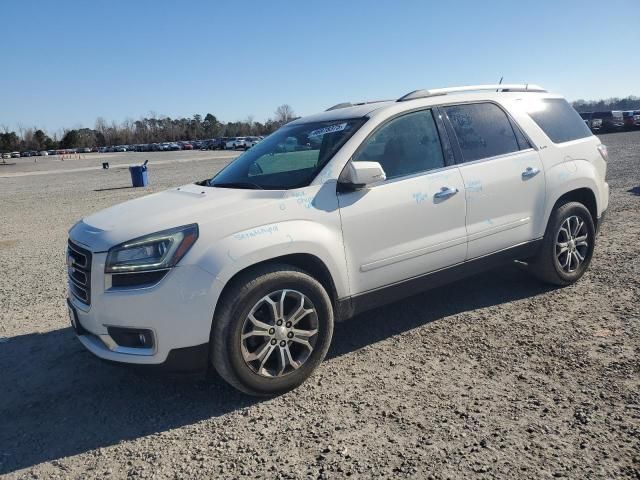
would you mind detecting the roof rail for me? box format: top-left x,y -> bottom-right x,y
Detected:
325,99 -> 392,112
397,84 -> 546,102
326,102 -> 353,111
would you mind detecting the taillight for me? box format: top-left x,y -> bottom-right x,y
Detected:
597,144 -> 608,162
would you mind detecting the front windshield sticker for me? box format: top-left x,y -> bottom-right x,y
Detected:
307,122 -> 348,138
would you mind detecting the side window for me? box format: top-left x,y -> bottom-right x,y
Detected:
353,109 -> 445,179
526,99 -> 592,143
510,118 -> 532,150
444,103 -> 520,162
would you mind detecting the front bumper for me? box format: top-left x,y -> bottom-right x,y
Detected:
68,251 -> 218,370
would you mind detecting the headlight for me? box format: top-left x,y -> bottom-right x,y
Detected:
105,224 -> 198,273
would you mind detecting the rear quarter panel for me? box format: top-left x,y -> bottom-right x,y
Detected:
505,97 -> 608,234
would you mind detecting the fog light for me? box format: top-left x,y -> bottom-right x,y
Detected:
107,327 -> 154,349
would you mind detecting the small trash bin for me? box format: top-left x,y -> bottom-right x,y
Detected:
129,160 -> 149,187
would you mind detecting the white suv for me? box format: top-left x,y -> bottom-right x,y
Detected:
67,84 -> 609,395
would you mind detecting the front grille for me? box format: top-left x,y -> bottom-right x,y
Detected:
68,240 -> 92,305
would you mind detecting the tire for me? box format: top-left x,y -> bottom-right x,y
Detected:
529,201 -> 596,286
211,264 -> 334,396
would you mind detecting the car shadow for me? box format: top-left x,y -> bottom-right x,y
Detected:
0,263 -> 552,474
328,263 -> 553,359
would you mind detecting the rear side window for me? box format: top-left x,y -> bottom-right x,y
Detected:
527,99 -> 592,143
444,103 -> 521,162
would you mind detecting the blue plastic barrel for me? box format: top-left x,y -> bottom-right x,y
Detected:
129,160 -> 149,187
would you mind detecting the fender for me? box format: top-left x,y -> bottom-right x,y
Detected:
197,220 -> 350,312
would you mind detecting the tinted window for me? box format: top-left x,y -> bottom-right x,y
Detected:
510,117 -> 532,150
353,109 -> 444,179
444,103 -> 520,162
528,99 -> 593,143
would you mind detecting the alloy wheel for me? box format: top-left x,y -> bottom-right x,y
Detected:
555,215 -> 589,273
240,289 -> 319,377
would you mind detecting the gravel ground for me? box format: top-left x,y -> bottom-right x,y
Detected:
0,133 -> 638,479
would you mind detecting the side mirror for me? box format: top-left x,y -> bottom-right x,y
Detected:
339,161 -> 386,190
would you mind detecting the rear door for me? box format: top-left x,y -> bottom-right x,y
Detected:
441,102 -> 546,259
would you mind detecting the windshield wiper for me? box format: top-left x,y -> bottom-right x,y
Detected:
212,181 -> 264,190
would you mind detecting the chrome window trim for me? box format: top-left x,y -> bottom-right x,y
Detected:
453,147 -> 536,169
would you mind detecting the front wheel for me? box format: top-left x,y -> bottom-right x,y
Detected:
529,201 -> 596,286
211,265 -> 334,396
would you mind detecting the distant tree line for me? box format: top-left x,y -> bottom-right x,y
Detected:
572,96 -> 640,113
5,96 -> 639,152
0,104 -> 297,152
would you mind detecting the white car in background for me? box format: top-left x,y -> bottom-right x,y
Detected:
234,137 -> 248,149
67,84 -> 609,396
225,137 -> 238,149
245,136 -> 261,149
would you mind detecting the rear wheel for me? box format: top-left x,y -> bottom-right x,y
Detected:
211,265 -> 333,396
529,201 -> 595,286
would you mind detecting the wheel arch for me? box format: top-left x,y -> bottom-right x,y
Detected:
215,253 -> 340,315
551,187 -> 598,229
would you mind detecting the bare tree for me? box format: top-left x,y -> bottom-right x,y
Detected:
274,104 -> 295,124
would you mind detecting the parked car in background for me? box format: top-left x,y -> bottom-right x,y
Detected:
592,111 -> 624,132
225,137 -> 238,149
114,146 -> 127,152
579,112 -> 602,132
245,136 -> 261,149
1,153 -> 11,159
11,152 -> 21,158
234,137 -> 249,149
212,137 -> 229,150
39,151 -> 49,156
622,111 -> 640,130
580,113 -> 604,133
20,151 -> 31,157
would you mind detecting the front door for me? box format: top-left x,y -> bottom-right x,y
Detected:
338,109 -> 468,295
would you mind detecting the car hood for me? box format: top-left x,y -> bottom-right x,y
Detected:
69,183 -> 283,251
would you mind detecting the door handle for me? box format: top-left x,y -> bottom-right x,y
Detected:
434,186 -> 459,199
522,167 -> 540,179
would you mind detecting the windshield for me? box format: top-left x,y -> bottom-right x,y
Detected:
209,118 -> 366,189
